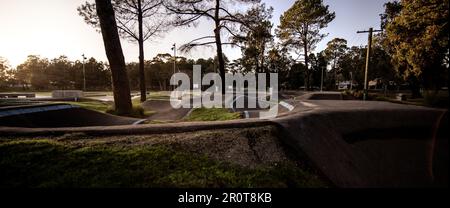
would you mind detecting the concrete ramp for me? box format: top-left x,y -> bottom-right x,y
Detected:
142,100 -> 191,121
276,102 -> 448,187
0,104 -> 141,128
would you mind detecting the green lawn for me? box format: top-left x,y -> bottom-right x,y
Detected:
0,138 -> 326,188
147,91 -> 171,100
64,101 -> 111,113
62,99 -> 154,119
186,108 -> 242,121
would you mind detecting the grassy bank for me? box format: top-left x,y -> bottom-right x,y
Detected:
0,127 -> 327,188
64,100 -> 111,112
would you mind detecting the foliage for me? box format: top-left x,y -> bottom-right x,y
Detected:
423,90 -> 449,108
5,55 -> 111,91
328,38 -> 396,91
0,54 -> 228,92
308,52 -> 327,89
164,0 -> 261,94
164,0 -> 260,51
342,89 -> 364,99
380,1 -> 403,30
276,0 -> 335,90
233,3 -> 274,74
266,46 -> 293,89
0,57 -> 11,89
78,0 -> 166,43
324,38 -> 348,88
336,46 -> 365,88
383,0 -> 449,90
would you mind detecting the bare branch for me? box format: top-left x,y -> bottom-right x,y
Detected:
180,41 -> 216,53
116,18 -> 139,40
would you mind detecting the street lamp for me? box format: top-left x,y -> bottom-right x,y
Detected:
320,67 -> 324,92
82,54 -> 87,92
350,72 -> 353,90
171,43 -> 176,90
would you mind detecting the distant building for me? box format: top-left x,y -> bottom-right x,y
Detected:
337,81 -> 358,90
369,78 -> 383,89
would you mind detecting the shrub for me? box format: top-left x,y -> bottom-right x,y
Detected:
423,90 -> 449,108
342,90 -> 364,100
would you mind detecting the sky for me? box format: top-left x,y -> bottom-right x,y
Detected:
0,0 -> 389,68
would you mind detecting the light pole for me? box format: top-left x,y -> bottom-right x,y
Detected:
320,67 -> 324,92
171,43 -> 176,90
82,54 -> 87,92
350,72 -> 353,90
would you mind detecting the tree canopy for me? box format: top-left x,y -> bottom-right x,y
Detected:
277,0 -> 335,90
324,38 -> 348,88
233,3 -> 274,74
164,0 -> 261,94
384,0 -> 449,90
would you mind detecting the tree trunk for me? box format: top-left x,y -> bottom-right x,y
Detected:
304,40 -> 309,91
95,0 -> 132,115
409,76 -> 422,99
138,0 -> 147,102
214,0 -> 226,95
303,24 -> 310,91
260,43 -> 268,89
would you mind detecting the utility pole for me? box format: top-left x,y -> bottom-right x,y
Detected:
82,54 -> 87,92
357,28 -> 382,100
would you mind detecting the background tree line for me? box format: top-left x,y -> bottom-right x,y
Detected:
0,39 -> 395,92
1,0 -> 448,99
0,54 -> 222,91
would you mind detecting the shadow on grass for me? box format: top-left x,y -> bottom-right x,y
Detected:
0,139 -> 326,188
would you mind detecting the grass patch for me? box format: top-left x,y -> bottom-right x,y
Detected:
186,108 -> 242,121
64,101 -> 111,113
0,139 -> 326,188
148,95 -> 171,100
132,92 -> 171,103
60,99 -> 154,118
143,120 -> 174,124
132,96 -> 143,106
